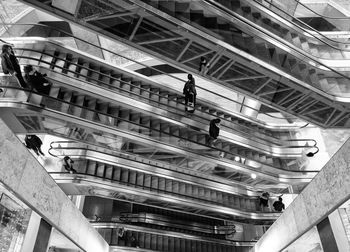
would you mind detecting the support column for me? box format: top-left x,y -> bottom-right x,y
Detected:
21,212 -> 42,252
329,210 -> 350,252
317,217 -> 338,252
33,218 -> 52,252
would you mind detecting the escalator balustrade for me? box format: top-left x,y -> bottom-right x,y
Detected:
3,41 -> 312,170
66,158 -> 267,213
15,39 -> 295,141
97,225 -> 252,252
139,0 -> 350,98
16,0 -> 350,128
0,80 -> 308,175
214,0 -> 350,60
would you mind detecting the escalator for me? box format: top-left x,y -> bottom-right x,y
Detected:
0,75 -> 318,183
47,142 -> 281,222
48,142 -> 288,194
0,39 -> 318,172
10,37 -> 302,144
51,158 -> 280,221
94,223 -> 253,252
17,0 -> 350,127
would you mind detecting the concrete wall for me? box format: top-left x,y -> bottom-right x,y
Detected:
254,137 -> 350,252
0,119 -> 109,252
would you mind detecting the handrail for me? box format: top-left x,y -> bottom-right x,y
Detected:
49,171 -> 279,216
0,84 -> 320,175
0,83 -> 311,173
47,141 -> 286,194
127,0 -> 350,99
251,0 -> 350,46
290,0 -> 350,20
15,51 -> 287,143
119,212 -> 237,236
202,0 -> 350,71
0,22 -> 303,123
94,223 -> 257,245
12,46 -> 316,148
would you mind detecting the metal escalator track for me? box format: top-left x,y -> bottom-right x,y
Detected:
0,85 -> 316,183
134,0 -> 350,98
209,0 -> 350,59
48,142 -> 287,194
2,24 -> 305,131
12,38 -> 306,152
94,223 -> 254,252
8,36 -> 302,138
3,39 -> 318,162
17,0 -> 350,127
49,154 -> 281,220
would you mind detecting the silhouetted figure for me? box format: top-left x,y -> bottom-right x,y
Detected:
63,156 -> 77,173
24,135 -> 44,156
208,118 -> 221,147
183,74 -> 197,113
129,235 -> 139,248
23,65 -> 51,95
259,192 -> 270,209
1,44 -> 28,88
199,56 -> 209,74
273,197 -> 285,212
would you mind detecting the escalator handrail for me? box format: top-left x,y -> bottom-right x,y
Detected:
47,141 -> 290,191
0,84 -> 320,175
47,142 -> 288,194
14,48 -> 317,149
0,23 -> 303,124
131,0 -> 350,100
290,0 -> 350,20
0,84 -> 321,178
252,0 -> 350,46
200,0 -> 350,77
49,171 -> 279,216
16,50 -> 301,146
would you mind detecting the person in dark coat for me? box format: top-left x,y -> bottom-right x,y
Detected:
208,118 -> 221,147
63,156 -> 77,173
259,192 -> 270,210
24,134 -> 45,156
1,44 -> 28,88
273,197 -> 285,212
183,74 -> 197,113
199,56 -> 209,75
23,65 -> 51,95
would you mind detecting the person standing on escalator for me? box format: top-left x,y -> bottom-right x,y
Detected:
183,74 -> 197,113
1,44 -> 28,89
208,118 -> 221,147
23,65 -> 51,95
